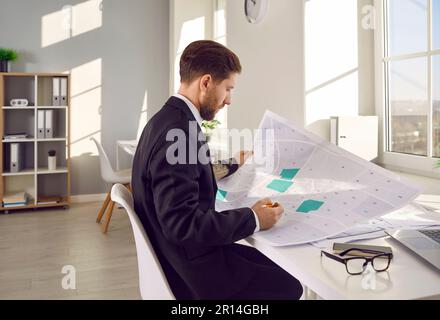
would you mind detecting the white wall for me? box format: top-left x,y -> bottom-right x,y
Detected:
305,0 -> 375,140
0,0 -> 170,195
358,0 -> 375,117
170,0 -> 214,94
169,0 -> 376,150
224,0 -> 375,143
226,0 -> 305,133
170,0 -> 229,129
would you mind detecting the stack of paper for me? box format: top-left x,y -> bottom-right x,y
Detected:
4,133 -> 28,140
3,192 -> 28,207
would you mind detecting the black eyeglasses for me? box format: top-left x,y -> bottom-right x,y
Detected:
321,248 -> 393,275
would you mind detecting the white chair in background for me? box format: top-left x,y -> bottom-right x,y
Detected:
111,183 -> 175,300
91,137 -> 132,233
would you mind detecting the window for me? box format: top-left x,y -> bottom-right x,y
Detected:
434,0 -> 440,49
383,0 -> 440,161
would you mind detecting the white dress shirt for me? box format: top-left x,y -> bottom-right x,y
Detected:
173,94 -> 260,233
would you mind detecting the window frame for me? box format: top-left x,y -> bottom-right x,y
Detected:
374,0 -> 440,178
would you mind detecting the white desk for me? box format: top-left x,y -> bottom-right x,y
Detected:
245,236 -> 440,300
116,140 -> 440,299
116,139 -> 138,171
245,197 -> 440,300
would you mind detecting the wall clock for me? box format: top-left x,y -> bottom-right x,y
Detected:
244,0 -> 269,24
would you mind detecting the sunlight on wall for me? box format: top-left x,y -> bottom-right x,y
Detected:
214,0 -> 227,46
306,72 -> 359,125
177,17 -> 206,52
42,0 -> 102,48
174,17 -> 206,92
68,58 -> 102,157
72,0 -> 103,37
305,0 -> 359,126
41,8 -> 70,47
70,59 -> 102,97
71,87 -> 102,157
137,91 -> 149,140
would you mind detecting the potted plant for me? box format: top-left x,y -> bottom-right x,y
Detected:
201,119 -> 221,142
0,48 -> 18,73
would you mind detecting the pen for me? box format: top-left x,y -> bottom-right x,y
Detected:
265,202 -> 279,208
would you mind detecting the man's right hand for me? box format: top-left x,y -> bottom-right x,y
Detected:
251,198 -> 284,231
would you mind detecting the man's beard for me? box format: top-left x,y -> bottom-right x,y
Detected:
199,93 -> 219,121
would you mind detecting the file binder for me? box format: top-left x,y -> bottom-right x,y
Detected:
37,110 -> 45,139
52,77 -> 61,106
10,143 -> 24,173
60,78 -> 68,106
45,110 -> 54,139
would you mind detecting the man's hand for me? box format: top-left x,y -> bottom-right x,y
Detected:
234,150 -> 253,167
251,198 -> 284,231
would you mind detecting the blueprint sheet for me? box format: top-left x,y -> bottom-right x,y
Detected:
215,111 -> 421,246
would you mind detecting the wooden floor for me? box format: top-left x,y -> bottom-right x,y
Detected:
0,202 -> 141,300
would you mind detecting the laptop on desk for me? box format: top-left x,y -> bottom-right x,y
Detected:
386,229 -> 440,271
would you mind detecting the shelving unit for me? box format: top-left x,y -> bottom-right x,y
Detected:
0,73 -> 71,212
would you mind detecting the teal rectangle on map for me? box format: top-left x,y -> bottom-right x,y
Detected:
216,189 -> 228,201
297,200 -> 324,213
280,169 -> 300,180
267,180 -> 293,193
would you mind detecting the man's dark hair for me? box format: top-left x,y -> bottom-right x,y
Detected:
180,40 -> 242,84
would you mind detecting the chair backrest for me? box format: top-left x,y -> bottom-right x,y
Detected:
110,183 -> 175,300
90,137 -> 115,183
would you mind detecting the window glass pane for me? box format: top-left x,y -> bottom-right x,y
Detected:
388,0 -> 428,56
389,58 -> 428,156
433,56 -> 440,156
434,0 -> 440,50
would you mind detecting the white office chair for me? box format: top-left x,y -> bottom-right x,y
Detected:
91,137 -> 132,233
111,183 -> 175,300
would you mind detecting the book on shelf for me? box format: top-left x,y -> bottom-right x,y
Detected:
4,133 -> 29,140
37,195 -> 63,205
3,191 -> 27,203
2,192 -> 28,207
3,202 -> 27,208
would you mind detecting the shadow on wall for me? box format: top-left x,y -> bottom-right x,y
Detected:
12,51 -> 37,71
2,0 -> 169,195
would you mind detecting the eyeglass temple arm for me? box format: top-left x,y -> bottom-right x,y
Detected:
321,251 -> 346,264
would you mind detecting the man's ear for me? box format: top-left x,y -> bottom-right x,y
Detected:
199,74 -> 212,93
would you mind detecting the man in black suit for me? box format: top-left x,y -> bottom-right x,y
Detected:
132,40 -> 303,300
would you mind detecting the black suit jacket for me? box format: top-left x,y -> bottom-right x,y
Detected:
132,97 -> 258,299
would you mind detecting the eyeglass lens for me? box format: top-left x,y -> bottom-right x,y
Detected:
346,258 -> 368,274
372,256 -> 390,272
346,256 -> 390,274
